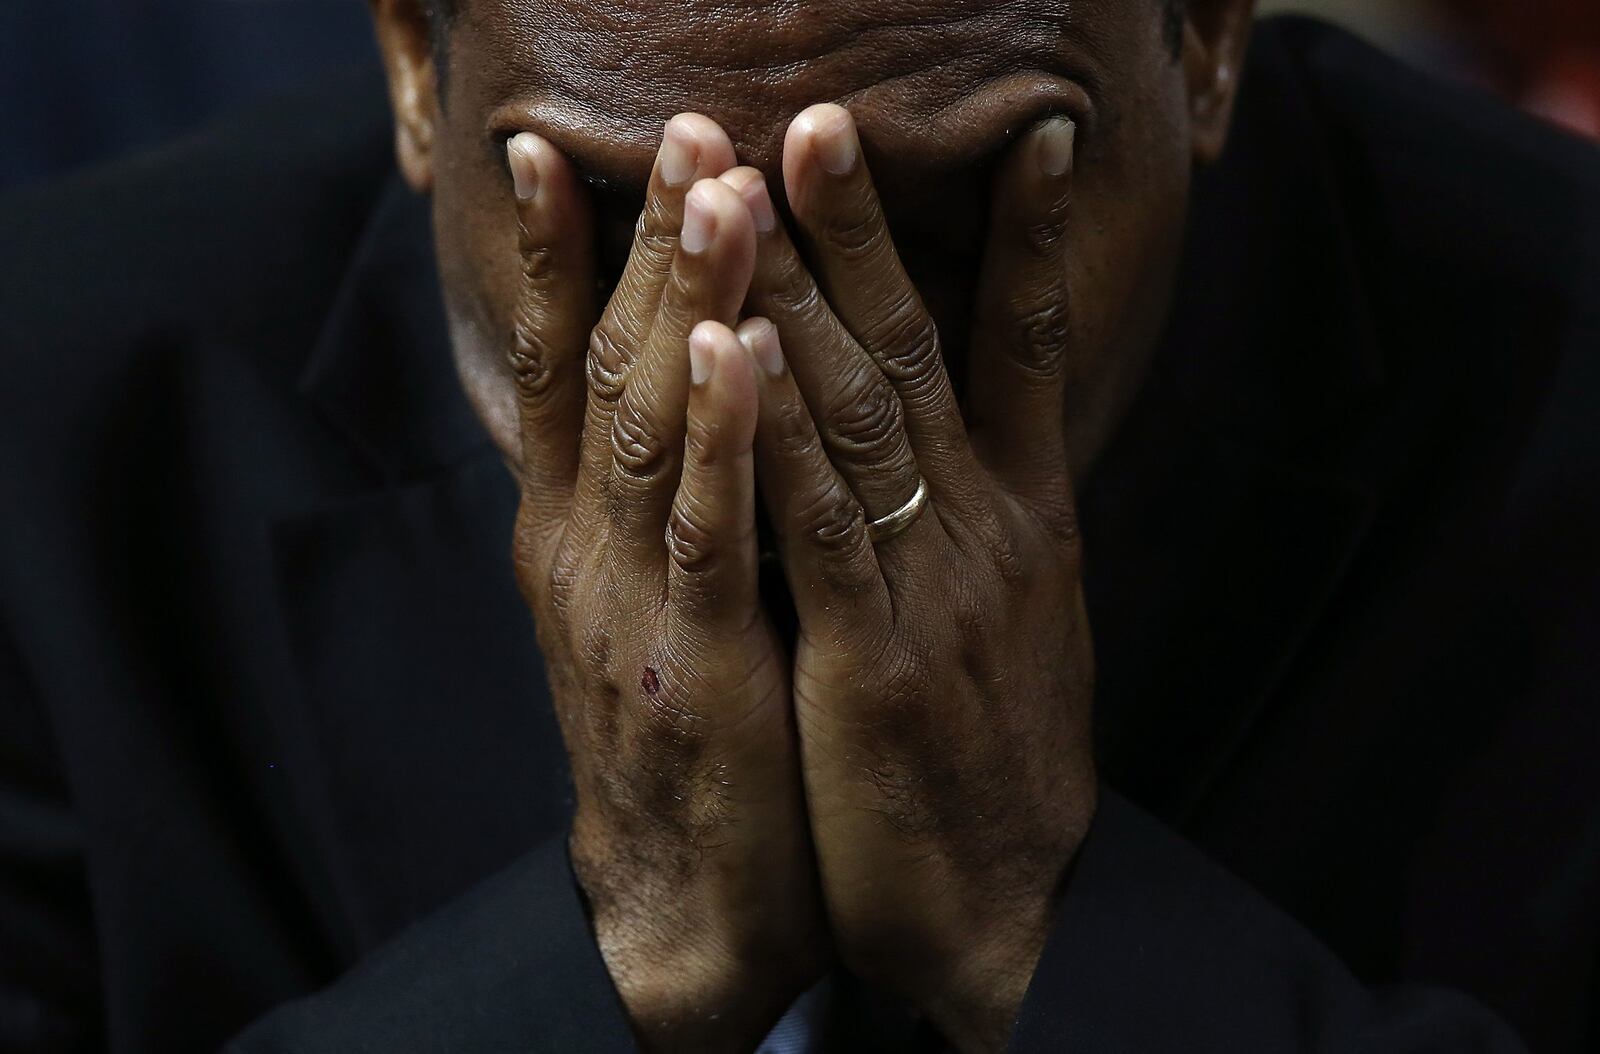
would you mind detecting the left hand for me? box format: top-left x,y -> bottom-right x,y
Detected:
720,106 -> 1097,1050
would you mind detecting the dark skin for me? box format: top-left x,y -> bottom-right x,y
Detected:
369,1 -> 1253,1050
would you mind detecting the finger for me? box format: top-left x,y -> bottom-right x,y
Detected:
721,167 -> 937,556
664,322 -> 762,637
574,115 -> 738,531
965,118 -> 1077,504
505,132 -> 596,527
598,114 -> 740,373
740,317 -> 890,636
606,178 -> 757,569
780,105 -> 982,497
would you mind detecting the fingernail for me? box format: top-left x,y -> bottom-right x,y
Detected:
660,118 -> 697,187
690,326 -> 718,385
681,184 -> 716,254
738,173 -> 777,234
740,319 -> 785,377
507,133 -> 542,201
1037,118 -> 1076,179
805,107 -> 858,176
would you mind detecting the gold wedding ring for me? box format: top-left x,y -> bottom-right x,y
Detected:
866,478 -> 930,544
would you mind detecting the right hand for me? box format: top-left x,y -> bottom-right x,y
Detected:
503,117 -> 826,1051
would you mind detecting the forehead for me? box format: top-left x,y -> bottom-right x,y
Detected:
452,0 -> 1126,179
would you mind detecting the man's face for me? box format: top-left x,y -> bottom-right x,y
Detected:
399,0 -> 1235,463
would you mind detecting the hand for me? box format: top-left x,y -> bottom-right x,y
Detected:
503,117 -> 826,1052
720,106 -> 1096,1051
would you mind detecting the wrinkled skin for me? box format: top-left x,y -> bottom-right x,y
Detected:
369,0 -> 1252,1050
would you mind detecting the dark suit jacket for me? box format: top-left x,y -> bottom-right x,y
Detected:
2,17 -> 1596,1053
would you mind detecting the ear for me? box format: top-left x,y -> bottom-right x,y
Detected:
1180,0 -> 1255,164
369,0 -> 441,192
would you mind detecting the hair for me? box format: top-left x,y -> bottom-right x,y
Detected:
427,1 -> 1188,58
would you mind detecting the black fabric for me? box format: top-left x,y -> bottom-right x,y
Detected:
224,839 -> 637,1052
0,16 -> 1595,1053
1013,793 -> 1528,1050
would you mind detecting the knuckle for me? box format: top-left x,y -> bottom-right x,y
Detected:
991,527 -> 1027,584
519,242 -> 561,292
796,479 -> 869,557
1020,216 -> 1069,258
508,323 -> 559,399
586,327 -> 630,405
1051,501 -> 1084,553
512,513 -> 588,654
860,295 -> 942,384
512,501 -> 568,601
950,578 -> 996,642
605,298 -> 651,350
609,400 -> 674,484
1008,295 -> 1071,378
961,502 -> 1024,585
823,372 -> 905,464
636,200 -> 679,261
665,500 -> 721,576
683,424 -> 723,469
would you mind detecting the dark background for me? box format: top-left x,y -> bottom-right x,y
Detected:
0,0 -> 376,189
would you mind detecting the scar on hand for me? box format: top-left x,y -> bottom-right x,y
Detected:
641,667 -> 661,696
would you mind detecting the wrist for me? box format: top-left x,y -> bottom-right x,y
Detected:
595,927 -> 784,1054
574,832 -> 817,1053
918,909 -> 1053,1053
918,785 -> 1098,1052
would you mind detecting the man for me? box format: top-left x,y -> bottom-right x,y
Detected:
1,0 -> 1595,1050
